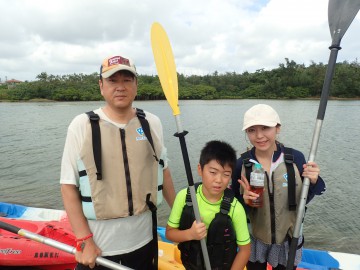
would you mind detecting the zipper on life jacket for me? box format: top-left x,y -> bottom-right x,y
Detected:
268,171 -> 276,244
120,128 -> 134,216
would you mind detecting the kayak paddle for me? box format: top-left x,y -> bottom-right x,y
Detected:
286,1 -> 360,269
150,22 -> 212,270
0,220 -> 133,270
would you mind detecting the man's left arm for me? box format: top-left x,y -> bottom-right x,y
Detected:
162,167 -> 176,207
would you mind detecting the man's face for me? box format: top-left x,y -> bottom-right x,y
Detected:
99,71 -> 137,111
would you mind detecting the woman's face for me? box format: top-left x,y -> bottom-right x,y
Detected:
246,125 -> 280,152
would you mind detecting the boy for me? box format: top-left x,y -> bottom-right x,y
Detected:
166,140 -> 251,270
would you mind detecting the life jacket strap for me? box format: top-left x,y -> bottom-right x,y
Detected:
146,193 -> 158,270
287,234 -> 305,250
241,153 -> 252,183
85,111 -> 102,180
185,182 -> 202,206
185,183 -> 234,213
81,196 -> 92,202
136,108 -> 164,167
220,188 -> 234,214
284,147 -> 296,211
79,170 -> 87,177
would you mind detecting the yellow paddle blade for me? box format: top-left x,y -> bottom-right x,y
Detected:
151,22 -> 180,116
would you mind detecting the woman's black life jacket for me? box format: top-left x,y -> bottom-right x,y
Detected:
178,183 -> 237,270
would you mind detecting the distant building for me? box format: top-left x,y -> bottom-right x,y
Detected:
6,79 -> 22,84
5,79 -> 23,89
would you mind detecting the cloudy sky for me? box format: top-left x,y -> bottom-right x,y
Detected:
1,0 -> 359,82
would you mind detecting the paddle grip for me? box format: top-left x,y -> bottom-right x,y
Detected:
0,220 -> 20,234
174,131 -> 194,186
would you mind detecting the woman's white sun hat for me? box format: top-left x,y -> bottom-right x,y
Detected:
242,104 -> 281,131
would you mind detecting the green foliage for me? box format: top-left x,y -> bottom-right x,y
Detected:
1,59 -> 359,101
179,85 -> 217,100
137,79 -> 164,100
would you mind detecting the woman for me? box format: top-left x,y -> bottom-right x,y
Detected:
231,104 -> 326,270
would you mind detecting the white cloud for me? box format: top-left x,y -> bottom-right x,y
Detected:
0,0 -> 359,82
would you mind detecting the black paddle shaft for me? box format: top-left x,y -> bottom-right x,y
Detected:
317,46 -> 340,120
174,130 -> 195,186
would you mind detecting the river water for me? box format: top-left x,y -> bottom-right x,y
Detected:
1,99 -> 359,255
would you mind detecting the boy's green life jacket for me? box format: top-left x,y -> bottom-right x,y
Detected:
178,183 -> 237,270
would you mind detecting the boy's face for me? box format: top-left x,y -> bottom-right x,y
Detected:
197,160 -> 232,202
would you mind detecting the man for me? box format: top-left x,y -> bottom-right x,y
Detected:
60,55 -> 176,270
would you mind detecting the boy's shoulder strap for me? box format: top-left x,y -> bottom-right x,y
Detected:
85,111 -> 102,180
185,182 -> 202,205
220,188 -> 235,215
136,108 -> 164,167
284,147 -> 296,211
185,184 -> 234,215
178,183 -> 201,231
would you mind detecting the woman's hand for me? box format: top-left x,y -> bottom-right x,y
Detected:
238,175 -> 259,205
302,161 -> 320,184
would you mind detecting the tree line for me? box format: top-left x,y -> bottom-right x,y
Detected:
1,58 -> 359,101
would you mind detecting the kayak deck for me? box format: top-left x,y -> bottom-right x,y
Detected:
0,217 -> 76,268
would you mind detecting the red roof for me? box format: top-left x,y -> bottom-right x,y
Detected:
5,79 -> 22,83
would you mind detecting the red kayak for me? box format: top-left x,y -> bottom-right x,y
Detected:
0,217 -> 76,270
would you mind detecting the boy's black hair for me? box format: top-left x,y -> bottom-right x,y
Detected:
199,140 -> 236,171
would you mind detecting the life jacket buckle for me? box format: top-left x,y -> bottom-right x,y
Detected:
284,153 -> 294,164
88,114 -> 100,122
243,158 -> 252,168
220,196 -> 231,214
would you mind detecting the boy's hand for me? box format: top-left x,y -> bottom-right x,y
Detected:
238,175 -> 259,205
190,220 -> 207,240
